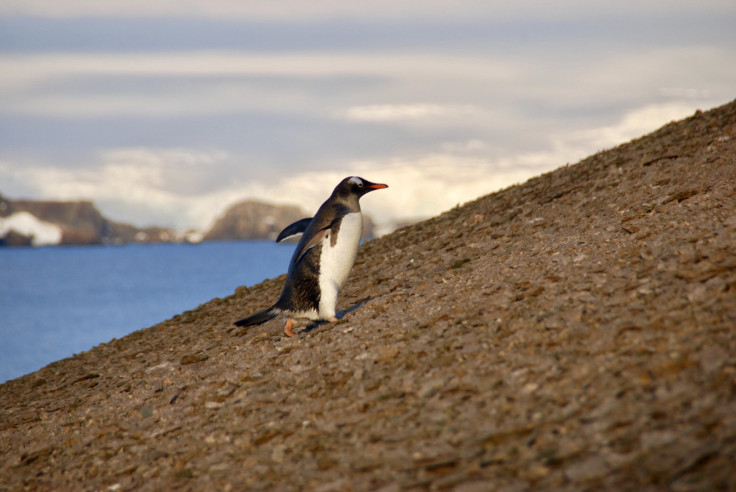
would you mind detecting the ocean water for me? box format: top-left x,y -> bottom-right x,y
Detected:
0,241 -> 295,384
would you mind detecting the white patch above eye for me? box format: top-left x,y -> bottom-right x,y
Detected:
348,176 -> 364,187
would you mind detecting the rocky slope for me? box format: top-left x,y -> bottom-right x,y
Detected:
1,99 -> 735,491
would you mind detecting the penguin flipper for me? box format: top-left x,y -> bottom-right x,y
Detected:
276,218 -> 313,242
292,215 -> 344,264
293,227 -> 330,264
234,307 -> 279,327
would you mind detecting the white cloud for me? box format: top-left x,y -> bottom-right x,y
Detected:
2,0 -> 733,20
659,88 -> 712,99
0,99 -> 720,233
441,140 -> 489,153
342,104 -> 483,123
4,148 -> 238,229
8,146 -> 527,231
0,51 -> 518,83
0,51 -> 521,119
303,101 -> 714,225
348,157 -> 530,219
1,7 -> 733,236
2,46 -> 728,132
565,102 -> 705,155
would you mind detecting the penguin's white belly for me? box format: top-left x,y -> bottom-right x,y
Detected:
318,212 -> 362,319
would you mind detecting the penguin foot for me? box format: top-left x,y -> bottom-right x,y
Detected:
328,312 -> 353,323
284,318 -> 298,338
285,313 -> 352,337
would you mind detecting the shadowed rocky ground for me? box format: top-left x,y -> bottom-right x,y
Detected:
2,99 -> 735,491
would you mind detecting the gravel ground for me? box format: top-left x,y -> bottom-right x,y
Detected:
2,99 -> 735,491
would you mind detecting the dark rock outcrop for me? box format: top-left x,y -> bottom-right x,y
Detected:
0,199 -> 178,246
204,199 -> 377,241
204,200 -> 308,241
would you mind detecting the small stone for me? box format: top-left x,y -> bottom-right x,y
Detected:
521,382 -> 538,394
417,377 -> 446,399
527,462 -> 550,479
564,455 -> 608,482
180,354 -> 209,365
271,444 -> 286,463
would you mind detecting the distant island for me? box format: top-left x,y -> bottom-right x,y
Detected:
0,194 -> 193,247
0,194 -> 379,247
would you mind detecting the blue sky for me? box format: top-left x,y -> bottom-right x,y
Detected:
1,1 -> 734,231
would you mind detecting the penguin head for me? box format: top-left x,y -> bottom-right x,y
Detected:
336,176 -> 388,198
332,176 -> 388,204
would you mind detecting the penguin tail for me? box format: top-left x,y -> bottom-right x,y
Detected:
234,307 -> 280,327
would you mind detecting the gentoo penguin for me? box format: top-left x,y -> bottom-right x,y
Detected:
234,176 -> 388,337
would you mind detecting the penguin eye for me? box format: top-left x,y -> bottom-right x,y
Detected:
357,181 -> 364,188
